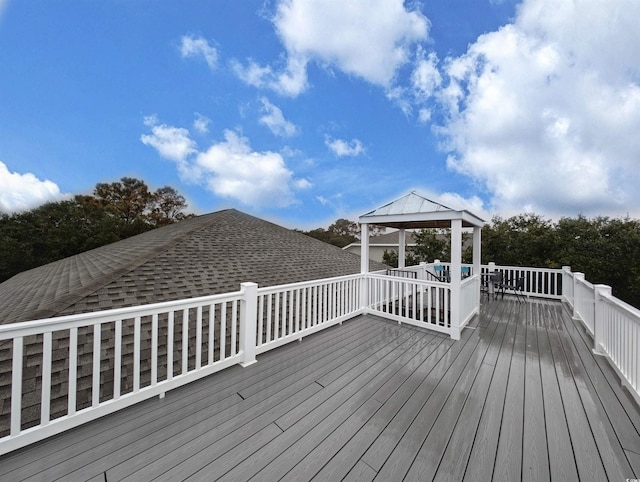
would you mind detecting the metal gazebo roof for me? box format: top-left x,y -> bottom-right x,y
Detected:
359,192 -> 485,229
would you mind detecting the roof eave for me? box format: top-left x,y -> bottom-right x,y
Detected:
359,210 -> 485,229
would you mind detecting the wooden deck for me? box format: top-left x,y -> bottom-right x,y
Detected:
2,297 -> 640,481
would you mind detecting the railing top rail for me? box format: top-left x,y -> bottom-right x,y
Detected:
0,289 -> 244,339
601,292 -> 640,319
256,273 -> 362,295
482,264 -> 564,274
366,272 -> 450,287
461,274 -> 479,286
575,275 -> 595,289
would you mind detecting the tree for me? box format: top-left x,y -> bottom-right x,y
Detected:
148,186 -> 189,226
0,178 -> 192,283
93,177 -> 191,234
301,219 -> 387,248
302,219 -> 359,248
480,213 -> 640,307
481,213 -> 555,267
94,177 -> 151,225
410,229 -> 449,262
553,216 -> 640,307
382,249 -> 420,268
0,196 -> 122,282
328,219 -> 359,240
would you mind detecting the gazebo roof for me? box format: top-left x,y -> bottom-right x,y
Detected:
359,191 -> 485,229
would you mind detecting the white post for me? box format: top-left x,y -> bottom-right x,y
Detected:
593,284 -> 612,356
450,219 -> 462,340
398,229 -> 406,269
419,261 -> 427,281
240,282 -> 258,367
360,223 -> 369,274
573,273 -> 585,321
562,266 -> 573,306
487,261 -> 496,298
472,226 -> 481,312
360,223 -> 369,311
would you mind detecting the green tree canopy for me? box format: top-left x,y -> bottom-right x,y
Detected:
0,178 -> 192,283
300,219 -> 387,248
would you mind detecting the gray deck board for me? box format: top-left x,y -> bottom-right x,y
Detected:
432,307 -> 511,482
362,321 -> 478,475
220,331 -> 432,480
566,303 -> 640,454
537,305 -> 580,481
372,318 -> 489,479
522,317 -> 550,481
546,304 -> 609,482
463,300 -> 517,481
493,303 -> 526,481
554,303 -> 634,480
1,300 -> 640,481
108,321 -> 402,480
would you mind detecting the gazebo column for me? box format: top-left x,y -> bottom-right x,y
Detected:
398,229 -> 406,269
450,219 -> 462,340
472,226 -> 482,314
360,223 -> 369,311
360,223 -> 369,274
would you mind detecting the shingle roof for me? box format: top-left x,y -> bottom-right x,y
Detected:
0,209 -> 386,324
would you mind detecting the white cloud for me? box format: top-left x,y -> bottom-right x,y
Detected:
437,192 -> 489,221
0,161 -> 66,213
141,117 -> 307,208
195,130 -> 299,207
259,97 -> 298,137
230,55 -> 309,97
293,178 -> 312,189
432,0 -> 640,217
193,113 -> 211,134
233,0 -> 429,96
140,116 -> 198,180
275,0 -> 428,86
325,136 -> 366,157
180,35 -> 218,70
412,49 -> 441,100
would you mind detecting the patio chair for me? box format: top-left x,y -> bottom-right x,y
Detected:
490,272 -> 503,299
499,276 -> 526,302
434,265 -> 449,282
480,271 -> 496,298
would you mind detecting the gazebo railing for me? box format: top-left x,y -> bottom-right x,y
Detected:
402,262 -> 564,299
365,272 -> 452,336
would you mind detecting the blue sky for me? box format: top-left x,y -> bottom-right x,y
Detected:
1,0 -> 639,230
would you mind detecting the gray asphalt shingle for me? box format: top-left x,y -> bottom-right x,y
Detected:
0,208 -> 385,324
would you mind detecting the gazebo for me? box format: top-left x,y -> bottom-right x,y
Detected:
359,192 -> 485,339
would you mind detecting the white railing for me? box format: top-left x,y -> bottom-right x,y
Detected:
365,273 -> 452,336
460,275 -> 481,329
0,274 -> 367,456
3,261 -> 638,455
401,261 -> 564,299
562,270 -> 640,406
562,266 -> 574,304
595,292 -> 640,403
481,263 -> 564,299
255,274 -> 362,354
574,273 -> 596,335
0,287 -> 250,455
